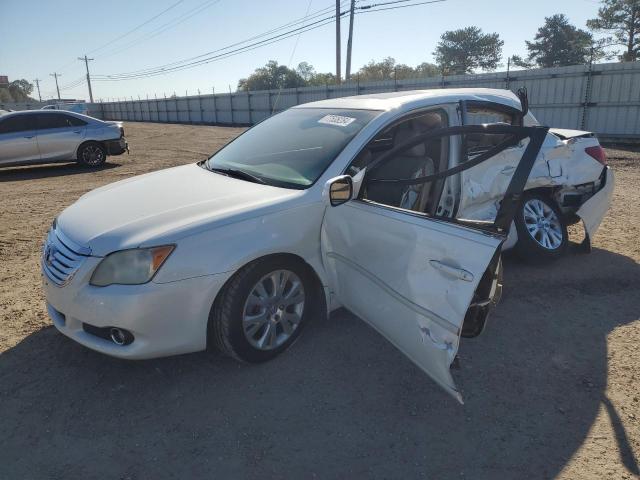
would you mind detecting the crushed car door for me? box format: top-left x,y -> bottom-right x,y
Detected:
321,124 -> 548,402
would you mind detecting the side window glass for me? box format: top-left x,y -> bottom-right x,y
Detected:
0,116 -> 33,134
350,109 -> 449,215
37,113 -> 83,130
464,106 -> 518,156
65,115 -> 87,127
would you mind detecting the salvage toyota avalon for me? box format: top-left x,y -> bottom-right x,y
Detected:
42,88 -> 613,401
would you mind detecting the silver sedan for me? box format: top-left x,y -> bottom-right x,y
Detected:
0,110 -> 128,168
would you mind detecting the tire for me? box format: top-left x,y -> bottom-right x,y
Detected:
77,141 -> 107,168
514,192 -> 568,261
209,255 -> 318,363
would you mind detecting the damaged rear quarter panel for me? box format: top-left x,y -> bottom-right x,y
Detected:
457,133 -> 605,223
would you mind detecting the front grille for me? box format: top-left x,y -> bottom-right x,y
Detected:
42,226 -> 91,286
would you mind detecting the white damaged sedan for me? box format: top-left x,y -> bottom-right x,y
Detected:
42,88 -> 613,401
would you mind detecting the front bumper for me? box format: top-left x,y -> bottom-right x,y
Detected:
42,256 -> 232,359
105,137 -> 128,156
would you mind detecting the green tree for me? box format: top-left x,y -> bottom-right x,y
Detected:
433,27 -> 503,74
237,61 -> 306,91
306,72 -> 337,86
508,54 -> 533,69
295,62 -> 316,82
588,0 -> 640,61
356,57 -> 397,81
353,57 -> 439,82
0,79 -> 34,102
414,62 -> 440,77
525,14 -> 595,67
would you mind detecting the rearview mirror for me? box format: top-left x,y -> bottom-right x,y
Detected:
327,175 -> 353,207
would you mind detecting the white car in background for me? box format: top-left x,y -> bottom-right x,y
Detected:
41,88 -> 613,401
41,102 -> 89,116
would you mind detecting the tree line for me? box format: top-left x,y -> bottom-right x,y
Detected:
0,80 -> 35,103
237,0 -> 639,91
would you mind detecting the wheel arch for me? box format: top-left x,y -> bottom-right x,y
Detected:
76,139 -> 106,159
206,252 -> 328,349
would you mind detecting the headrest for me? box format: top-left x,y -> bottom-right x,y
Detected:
394,121 -> 426,157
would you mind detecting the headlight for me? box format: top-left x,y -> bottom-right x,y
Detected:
90,245 -> 174,287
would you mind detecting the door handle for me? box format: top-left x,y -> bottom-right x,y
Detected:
24,135 -> 35,139
72,130 -> 82,134
500,165 -> 516,175
429,260 -> 474,282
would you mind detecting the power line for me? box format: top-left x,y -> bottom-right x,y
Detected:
87,0 -> 185,55
96,0 -> 223,60
95,0 -> 349,77
59,76 -> 86,90
93,7 -> 351,80
357,0 -> 446,13
91,0 -> 444,83
45,0 -> 188,82
92,17 -> 345,80
272,0 -> 316,113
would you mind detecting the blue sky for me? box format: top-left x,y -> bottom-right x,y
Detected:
1,0 -> 604,101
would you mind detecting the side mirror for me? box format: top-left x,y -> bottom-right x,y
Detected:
326,175 -> 353,207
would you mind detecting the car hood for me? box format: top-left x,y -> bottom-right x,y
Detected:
57,163 -> 303,256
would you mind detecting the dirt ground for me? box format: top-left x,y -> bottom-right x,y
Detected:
1,123 -> 638,480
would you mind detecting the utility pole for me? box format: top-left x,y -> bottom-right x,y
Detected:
33,79 -> 42,102
335,0 -> 341,85
78,55 -> 95,103
49,73 -> 62,100
345,0 -> 356,81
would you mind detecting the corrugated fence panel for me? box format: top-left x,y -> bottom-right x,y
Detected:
96,61 -> 640,138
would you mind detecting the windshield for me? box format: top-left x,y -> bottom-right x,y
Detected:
205,108 -> 380,189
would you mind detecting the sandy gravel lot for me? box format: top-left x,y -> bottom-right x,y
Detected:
1,122 -> 638,479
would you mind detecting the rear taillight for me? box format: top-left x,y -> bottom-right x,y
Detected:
585,145 -> 607,165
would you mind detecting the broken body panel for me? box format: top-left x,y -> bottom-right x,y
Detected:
457,124 -> 610,248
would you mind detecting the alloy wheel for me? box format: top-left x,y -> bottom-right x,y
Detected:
242,269 -> 305,350
522,198 -> 563,250
82,145 -> 105,166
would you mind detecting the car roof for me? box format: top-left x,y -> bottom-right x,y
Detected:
1,109 -> 100,123
292,88 -> 523,113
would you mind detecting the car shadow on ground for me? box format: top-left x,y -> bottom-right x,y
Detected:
0,247 -> 638,479
0,162 -> 120,182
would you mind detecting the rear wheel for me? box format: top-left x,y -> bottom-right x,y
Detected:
77,142 -> 106,168
209,256 -> 317,363
514,193 -> 567,261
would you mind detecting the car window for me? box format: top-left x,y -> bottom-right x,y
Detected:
464,104 -> 519,156
205,108 -> 380,189
37,113 -> 87,129
349,109 -> 449,215
0,115 -> 36,134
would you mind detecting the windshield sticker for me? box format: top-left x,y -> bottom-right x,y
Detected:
318,114 -> 356,127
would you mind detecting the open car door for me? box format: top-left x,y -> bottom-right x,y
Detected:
321,124 -> 548,402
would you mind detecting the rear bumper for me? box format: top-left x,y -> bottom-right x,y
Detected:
576,166 -> 614,241
105,137 -> 128,156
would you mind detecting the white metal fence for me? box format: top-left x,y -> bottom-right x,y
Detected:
5,61 -> 640,140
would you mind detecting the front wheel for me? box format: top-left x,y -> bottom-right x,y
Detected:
209,256 -> 316,363
514,193 -> 568,261
77,142 -> 107,168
